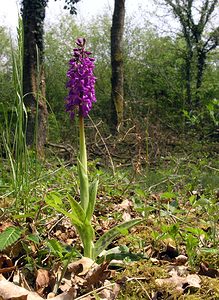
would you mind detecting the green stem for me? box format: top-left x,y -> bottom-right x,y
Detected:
83,238 -> 94,259
78,115 -> 94,258
78,115 -> 89,212
79,115 -> 87,172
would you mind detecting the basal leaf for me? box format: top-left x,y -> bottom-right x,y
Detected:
77,158 -> 89,211
67,194 -> 86,223
45,193 -> 83,227
0,227 -> 23,251
93,219 -> 143,259
86,179 -> 99,221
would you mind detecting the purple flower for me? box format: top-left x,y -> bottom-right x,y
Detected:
65,38 -> 96,118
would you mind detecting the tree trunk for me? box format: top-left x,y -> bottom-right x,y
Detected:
110,0 -> 125,133
195,49 -> 206,107
163,0 -> 219,111
22,0 -> 48,158
185,50 -> 193,110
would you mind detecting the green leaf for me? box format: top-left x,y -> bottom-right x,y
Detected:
0,227 -> 23,251
45,192 -> 83,227
46,192 -> 63,205
185,227 -> 205,236
93,219 -> 143,259
200,248 -> 219,254
86,179 -> 99,221
78,223 -> 95,258
67,194 -> 86,223
160,192 -> 176,199
47,239 -> 64,258
78,158 -> 89,212
26,234 -> 40,244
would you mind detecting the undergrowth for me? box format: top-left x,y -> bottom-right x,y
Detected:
0,140 -> 218,299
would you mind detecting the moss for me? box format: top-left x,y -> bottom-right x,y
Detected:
116,261 -> 168,299
116,260 -> 219,300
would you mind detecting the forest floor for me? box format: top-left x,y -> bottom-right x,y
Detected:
0,137 -> 219,300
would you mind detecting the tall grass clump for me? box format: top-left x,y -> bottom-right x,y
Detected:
2,18 -> 29,208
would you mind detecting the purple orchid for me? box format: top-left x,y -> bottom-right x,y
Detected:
65,38 -> 96,118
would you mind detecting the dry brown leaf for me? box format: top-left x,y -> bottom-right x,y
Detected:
98,280 -> 120,300
0,222 -> 14,233
36,269 -> 50,294
51,287 -> 77,300
71,274 -> 86,287
186,274 -> 201,288
0,255 -> 16,276
198,262 -> 219,278
122,212 -> 131,221
58,279 -> 72,293
85,262 -> 111,288
68,258 -> 95,276
175,255 -> 188,266
0,278 -> 44,300
155,270 -> 201,293
171,265 -> 189,277
35,269 -> 55,297
118,199 -> 132,210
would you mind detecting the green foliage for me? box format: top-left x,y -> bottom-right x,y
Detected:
0,11 -> 218,145
0,226 -> 23,251
93,219 -> 143,259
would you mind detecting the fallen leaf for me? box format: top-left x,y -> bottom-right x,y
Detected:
186,274 -> 201,288
36,269 -> 50,294
52,287 -> 77,300
71,274 -> 86,287
198,262 -> 219,278
118,199 -> 132,210
85,262 -> 111,288
58,279 -> 72,293
68,258 -> 95,276
122,212 -> 131,221
155,270 -> 201,293
175,255 -> 188,266
0,278 -> 44,300
0,222 -> 14,233
36,269 -> 55,297
0,255 -> 15,275
98,280 -> 120,300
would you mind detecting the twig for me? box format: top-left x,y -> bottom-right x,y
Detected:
46,210 -> 71,235
74,282 -> 118,300
203,165 -> 219,172
128,277 -> 152,300
74,277 -> 149,300
148,178 -> 170,192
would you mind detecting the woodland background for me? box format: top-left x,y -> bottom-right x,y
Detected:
0,1 -> 219,299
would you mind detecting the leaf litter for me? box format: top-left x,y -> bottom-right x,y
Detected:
0,146 -> 219,299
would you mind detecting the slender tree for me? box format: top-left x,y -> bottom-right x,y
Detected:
22,0 -> 47,158
21,0 -> 80,157
163,0 -> 219,109
110,0 -> 125,133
